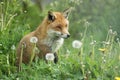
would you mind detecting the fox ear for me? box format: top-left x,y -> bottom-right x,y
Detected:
48,11 -> 55,22
63,7 -> 72,19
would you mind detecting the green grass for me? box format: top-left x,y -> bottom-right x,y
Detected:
0,0 -> 120,80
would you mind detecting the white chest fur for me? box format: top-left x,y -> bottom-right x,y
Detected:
42,37 -> 64,53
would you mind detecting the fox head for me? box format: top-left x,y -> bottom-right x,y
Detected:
46,8 -> 71,39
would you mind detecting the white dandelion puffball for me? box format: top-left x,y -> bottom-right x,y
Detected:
30,36 -> 38,43
45,53 -> 55,61
72,40 -> 82,49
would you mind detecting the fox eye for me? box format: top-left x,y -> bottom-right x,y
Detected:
56,26 -> 62,30
65,24 -> 67,27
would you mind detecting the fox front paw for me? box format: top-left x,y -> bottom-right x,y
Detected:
54,52 -> 58,64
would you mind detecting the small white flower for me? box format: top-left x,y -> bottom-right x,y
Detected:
82,64 -> 85,68
24,10 -> 27,13
30,36 -> 38,43
84,19 -> 90,27
45,53 -> 55,61
80,62 -> 83,65
90,40 -> 96,45
16,78 -> 19,80
0,44 -> 2,46
105,42 -> 110,45
66,49 -> 70,54
113,31 -> 117,35
72,40 -> 82,49
103,59 -> 106,63
1,2 -> 4,5
88,71 -> 91,74
102,41 -> 110,45
50,3 -> 54,6
11,45 -> 16,50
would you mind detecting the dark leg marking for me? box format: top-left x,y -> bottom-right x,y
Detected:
54,52 -> 58,64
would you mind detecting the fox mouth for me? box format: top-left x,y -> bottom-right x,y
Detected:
47,29 -> 70,39
60,34 -> 70,39
55,33 -> 70,39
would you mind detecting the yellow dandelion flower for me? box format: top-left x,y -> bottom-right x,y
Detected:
98,48 -> 106,52
99,48 -> 105,51
115,77 -> 120,80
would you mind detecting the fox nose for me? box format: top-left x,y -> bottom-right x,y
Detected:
61,33 -> 70,39
67,34 -> 70,38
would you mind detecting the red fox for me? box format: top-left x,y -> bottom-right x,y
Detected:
16,8 -> 71,68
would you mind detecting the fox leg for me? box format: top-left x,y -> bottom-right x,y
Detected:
54,52 -> 58,63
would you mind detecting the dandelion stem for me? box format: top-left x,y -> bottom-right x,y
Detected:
30,43 -> 36,65
105,29 -> 111,42
1,13 -> 4,31
6,13 -> 17,28
12,50 -> 15,66
19,43 -> 24,72
92,45 -> 95,59
6,54 -> 10,75
91,36 -> 95,59
81,24 -> 88,42
80,47 -> 83,60
108,35 -> 114,54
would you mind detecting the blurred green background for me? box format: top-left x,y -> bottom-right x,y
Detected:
0,0 -> 120,79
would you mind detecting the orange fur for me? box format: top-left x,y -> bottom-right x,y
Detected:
16,10 -> 71,67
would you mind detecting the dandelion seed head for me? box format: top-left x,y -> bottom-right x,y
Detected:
72,40 -> 82,49
30,36 -> 38,43
45,53 -> 55,61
